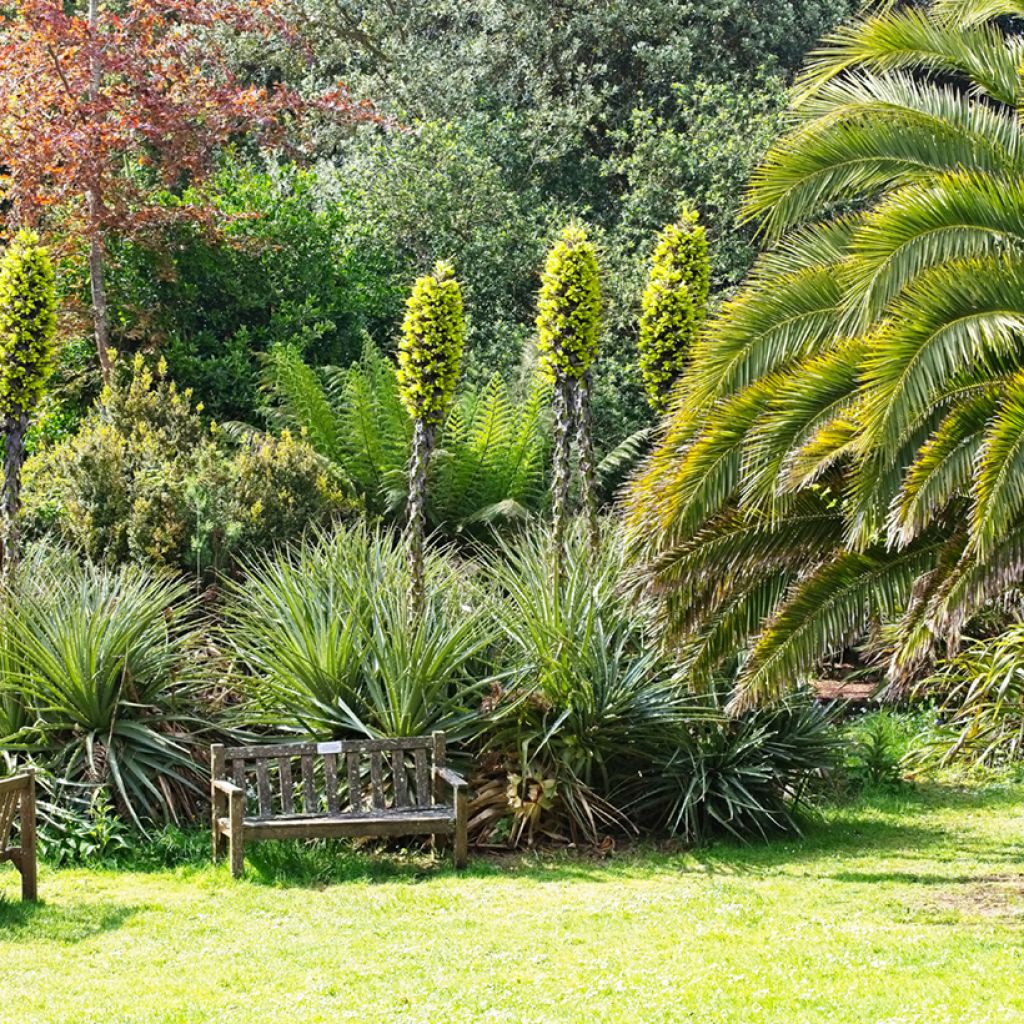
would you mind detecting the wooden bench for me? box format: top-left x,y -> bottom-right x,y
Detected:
210,732 -> 468,878
0,772 -> 38,901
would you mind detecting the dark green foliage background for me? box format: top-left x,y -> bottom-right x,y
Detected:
51,0 -> 856,446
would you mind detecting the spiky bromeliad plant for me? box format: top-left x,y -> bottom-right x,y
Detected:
0,550 -> 208,828
397,261 -> 465,615
627,0 -> 1024,709
536,223 -> 602,568
638,206 -> 710,414
0,230 -> 57,568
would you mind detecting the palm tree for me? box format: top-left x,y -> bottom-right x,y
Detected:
627,0 -> 1024,707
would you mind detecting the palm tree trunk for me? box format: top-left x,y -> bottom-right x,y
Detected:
551,376 -> 576,583
1,413 -> 29,571
407,418 -> 435,619
575,370 -> 599,559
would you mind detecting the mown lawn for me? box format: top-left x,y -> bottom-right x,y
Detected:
1,784 -> 1022,1024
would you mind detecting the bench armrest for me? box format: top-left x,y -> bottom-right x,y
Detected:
433,766 -> 468,792
212,779 -> 244,799
0,772 -> 33,796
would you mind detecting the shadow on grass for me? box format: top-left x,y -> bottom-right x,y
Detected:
0,894 -> 142,943
28,780 -> 1024,892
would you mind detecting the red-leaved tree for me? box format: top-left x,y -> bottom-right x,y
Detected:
0,0 -> 378,379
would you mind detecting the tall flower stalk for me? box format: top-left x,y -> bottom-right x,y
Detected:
397,261 -> 465,617
536,223 -> 602,574
0,231 -> 57,570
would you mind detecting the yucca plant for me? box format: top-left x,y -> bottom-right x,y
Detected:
226,524 -> 494,742
627,0 -> 1024,707
0,548 -> 208,827
258,341 -> 551,535
480,524 -> 698,843
631,691 -> 837,844
0,230 -> 57,568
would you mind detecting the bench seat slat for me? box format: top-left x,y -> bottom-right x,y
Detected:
224,808 -> 455,842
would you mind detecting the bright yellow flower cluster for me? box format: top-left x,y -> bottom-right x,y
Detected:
396,260 -> 465,425
536,223 -> 602,383
0,230 -> 57,419
637,207 -> 709,413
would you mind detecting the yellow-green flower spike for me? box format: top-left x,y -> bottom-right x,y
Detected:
396,260 -> 466,426
638,206 -> 709,413
0,230 -> 57,420
536,223 -> 602,382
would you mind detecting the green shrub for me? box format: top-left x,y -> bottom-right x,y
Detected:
0,549 -> 210,828
225,524 -> 494,741
22,356 -> 352,575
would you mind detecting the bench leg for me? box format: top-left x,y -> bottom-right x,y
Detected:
228,793 -> 245,879
21,784 -> 37,902
212,801 -> 226,864
453,788 -> 468,870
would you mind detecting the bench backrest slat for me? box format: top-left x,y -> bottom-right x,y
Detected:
0,789 -> 19,852
392,749 -> 409,807
323,753 -> 339,814
255,759 -> 272,817
217,733 -> 447,820
414,748 -> 430,807
278,757 -> 294,814
300,755 -> 317,811
369,750 -> 384,809
347,752 -> 361,812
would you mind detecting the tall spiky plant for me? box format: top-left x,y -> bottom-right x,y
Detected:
0,231 -> 56,569
397,261 -> 465,616
536,223 -> 602,568
638,206 -> 709,413
627,0 -> 1024,708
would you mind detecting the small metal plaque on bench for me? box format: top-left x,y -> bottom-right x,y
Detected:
316,741 -> 342,754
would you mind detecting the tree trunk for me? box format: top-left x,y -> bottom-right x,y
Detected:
575,370 -> 600,560
1,413 -> 29,572
406,418 -> 435,620
87,0 -> 112,382
551,375 -> 576,584
88,219 -> 112,382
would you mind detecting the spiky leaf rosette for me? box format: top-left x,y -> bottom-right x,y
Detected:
0,231 -> 57,421
396,260 -> 465,426
536,224 -> 602,382
638,207 -> 709,413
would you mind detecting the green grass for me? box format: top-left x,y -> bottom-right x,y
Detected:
2,783 -> 1023,1023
